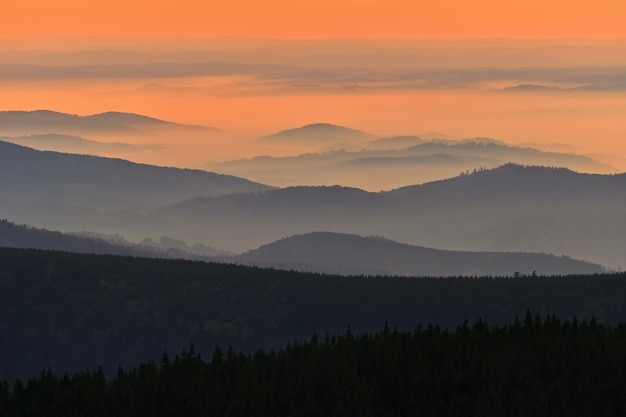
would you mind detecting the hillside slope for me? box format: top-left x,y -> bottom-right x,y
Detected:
1,247 -> 624,381
149,165 -> 626,268
0,109 -> 219,135
0,140 -> 272,211
235,232 -> 602,276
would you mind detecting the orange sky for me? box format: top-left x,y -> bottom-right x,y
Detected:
1,0 -> 626,171
2,0 -> 626,39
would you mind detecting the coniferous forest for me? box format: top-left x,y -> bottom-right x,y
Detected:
2,316 -> 626,416
2,247 -> 626,415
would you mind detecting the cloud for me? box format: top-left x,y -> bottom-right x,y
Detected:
5,62 -> 625,94
2,40 -> 626,95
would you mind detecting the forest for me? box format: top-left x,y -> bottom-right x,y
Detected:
1,315 -> 626,416
2,247 -> 626,384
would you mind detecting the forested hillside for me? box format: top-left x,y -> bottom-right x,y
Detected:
2,317 -> 626,416
0,219 -> 221,258
0,220 -> 155,257
1,247 -> 626,381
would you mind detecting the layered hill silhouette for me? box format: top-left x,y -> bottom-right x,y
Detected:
0,219 -> 158,257
259,123 -> 376,149
389,163 -> 626,201
150,164 -> 626,268
0,140 -> 271,210
0,141 -> 272,239
235,232 -> 602,276
1,218 -> 600,276
0,133 -> 150,154
366,135 -> 426,150
0,110 -> 228,168
3,138 -> 624,268
0,219 -> 223,258
0,110 -> 219,136
211,138 -> 614,190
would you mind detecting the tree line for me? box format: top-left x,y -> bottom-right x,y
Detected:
2,313 -> 626,416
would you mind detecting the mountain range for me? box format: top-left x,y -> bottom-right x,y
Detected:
0,109 -> 231,166
0,219 -> 162,258
0,140 -> 271,212
2,138 -> 625,269
259,123 -> 376,150
0,140 -> 272,242
151,164 -> 626,268
211,136 -> 615,190
0,110 -> 219,136
0,219 -> 231,258
0,219 -> 601,277
234,232 -> 602,276
0,133 -> 152,155
1,110 -> 616,191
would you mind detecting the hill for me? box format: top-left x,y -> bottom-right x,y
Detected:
389,163 -> 626,201
0,141 -> 272,211
149,165 -> 626,268
367,135 -> 426,150
0,110 -> 220,136
0,219 -> 223,258
210,139 -> 614,190
3,148 -> 625,269
234,232 -> 602,276
0,133 -> 144,154
392,140 -> 612,172
1,247 -> 626,381
259,123 -> 375,148
0,219 -> 156,257
0,141 -> 272,241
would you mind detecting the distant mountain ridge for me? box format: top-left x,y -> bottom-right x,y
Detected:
2,138 -> 625,269
149,164 -> 626,268
211,136 -> 615,190
389,163 -> 626,201
0,133 -> 148,154
0,110 -> 220,135
367,135 -> 426,150
0,219 -> 223,259
0,219 -> 157,257
0,140 -> 272,208
235,232 -> 603,276
260,123 -> 376,146
0,139 -> 273,241
0,218 -> 601,277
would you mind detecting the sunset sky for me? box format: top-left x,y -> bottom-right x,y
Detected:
1,0 -> 625,169
2,0 -> 626,39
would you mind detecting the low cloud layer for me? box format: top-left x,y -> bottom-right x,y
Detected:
2,39 -> 626,93
2,61 -> 625,93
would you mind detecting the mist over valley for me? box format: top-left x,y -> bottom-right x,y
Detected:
3,35 -> 626,412
2,133 -> 625,270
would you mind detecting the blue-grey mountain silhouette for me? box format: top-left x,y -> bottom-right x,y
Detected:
0,110 -> 220,136
235,231 -> 602,276
259,123 -> 375,146
151,165 -> 626,268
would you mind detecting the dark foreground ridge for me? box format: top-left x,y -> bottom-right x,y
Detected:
2,316 -> 626,416
2,247 -> 626,382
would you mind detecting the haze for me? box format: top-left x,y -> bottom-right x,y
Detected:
2,1 -> 626,170
4,0 -> 626,397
